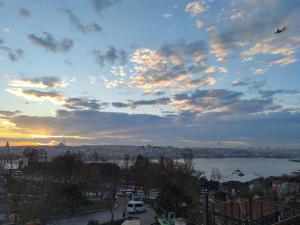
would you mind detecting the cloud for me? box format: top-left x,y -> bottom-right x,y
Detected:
91,0 -> 122,15
28,32 -> 73,53
232,78 -> 266,89
112,97 -> 170,108
102,40 -> 224,93
64,98 -> 107,110
6,88 -> 105,110
242,36 -> 300,66
110,66 -> 126,77
111,102 -> 128,108
64,60 -> 74,65
0,110 -> 20,118
209,27 -> 230,62
163,13 -> 172,18
195,19 -> 204,28
204,66 -> 228,74
19,8 -> 30,18
259,89 -> 300,99
230,11 -> 245,21
208,1 -> 300,62
232,79 -> 251,87
131,48 -> 167,71
159,39 -> 207,65
250,67 -> 269,75
179,76 -> 216,88
92,47 -> 127,67
143,90 -> 166,96
5,109 -> 300,146
3,27 -> 11,33
9,75 -> 74,88
267,54 -> 297,66
60,8 -> 102,33
102,78 -> 126,88
0,46 -> 24,61
185,1 -> 205,16
88,75 -> 97,84
123,40 -> 213,92
172,89 -> 277,114
7,88 -> 64,104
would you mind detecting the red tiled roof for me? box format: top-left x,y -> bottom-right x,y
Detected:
0,154 -> 21,160
215,199 -> 282,220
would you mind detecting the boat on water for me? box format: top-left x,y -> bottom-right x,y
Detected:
289,159 -> 300,162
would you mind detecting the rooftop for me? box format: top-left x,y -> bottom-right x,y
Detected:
221,170 -> 260,183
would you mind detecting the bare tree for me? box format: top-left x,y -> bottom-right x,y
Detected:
211,167 -> 222,182
182,148 -> 194,174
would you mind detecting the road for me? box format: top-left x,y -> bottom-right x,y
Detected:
49,203 -> 156,225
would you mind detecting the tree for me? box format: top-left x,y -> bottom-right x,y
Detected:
157,176 -> 199,220
6,177 -> 25,224
130,155 -> 155,198
49,152 -> 83,183
98,163 -> 121,225
60,183 -> 87,214
155,157 -> 204,223
80,163 -> 102,197
211,167 -> 222,182
182,148 -> 194,174
123,154 -> 130,170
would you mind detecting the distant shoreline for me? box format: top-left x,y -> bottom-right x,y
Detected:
2,144 -> 300,160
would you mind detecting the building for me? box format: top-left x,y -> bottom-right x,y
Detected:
272,181 -> 289,200
0,142 -> 28,175
215,198 -> 283,225
272,180 -> 300,203
220,170 -> 261,195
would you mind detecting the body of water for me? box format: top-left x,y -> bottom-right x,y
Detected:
190,158 -> 300,178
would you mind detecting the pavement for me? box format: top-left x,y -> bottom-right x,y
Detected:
48,202 -> 156,225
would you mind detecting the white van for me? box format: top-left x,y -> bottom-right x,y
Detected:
126,200 -> 146,213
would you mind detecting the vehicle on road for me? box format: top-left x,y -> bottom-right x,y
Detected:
126,199 -> 146,213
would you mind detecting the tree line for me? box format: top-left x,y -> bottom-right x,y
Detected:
5,149 -> 220,225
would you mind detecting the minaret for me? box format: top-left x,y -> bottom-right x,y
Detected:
6,141 -> 10,153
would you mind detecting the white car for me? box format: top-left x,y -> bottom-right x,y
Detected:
126,200 -> 146,213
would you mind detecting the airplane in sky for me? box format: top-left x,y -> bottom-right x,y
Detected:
274,26 -> 286,34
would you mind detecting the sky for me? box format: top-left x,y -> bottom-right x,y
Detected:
0,0 -> 300,148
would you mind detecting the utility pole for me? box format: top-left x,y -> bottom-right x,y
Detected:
206,193 -> 209,225
43,151 -> 48,183
224,196 -> 228,225
260,199 -> 264,225
200,188 -> 209,225
238,204 -> 241,225
212,200 -> 216,225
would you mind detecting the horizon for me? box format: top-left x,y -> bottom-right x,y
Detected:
2,142 -> 300,151
1,0 -> 300,148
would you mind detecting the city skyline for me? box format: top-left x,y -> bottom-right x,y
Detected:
0,0 -> 300,148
